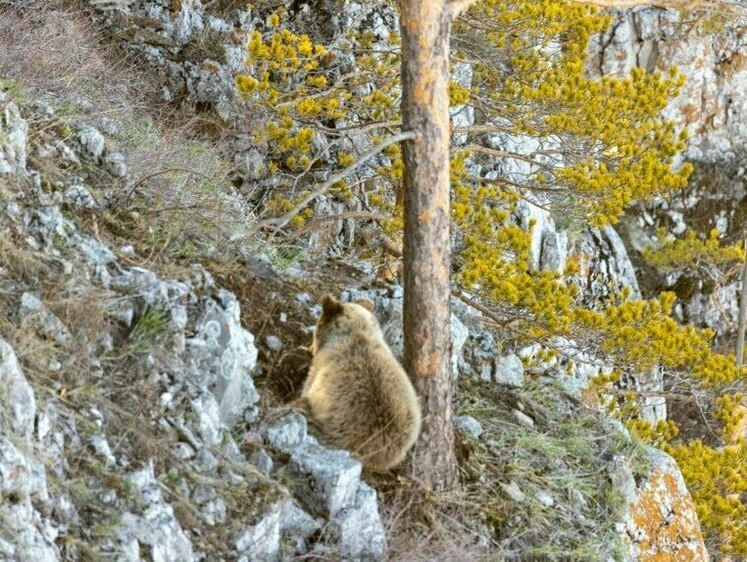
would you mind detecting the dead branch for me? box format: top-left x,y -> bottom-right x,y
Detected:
233,131 -> 415,241
284,211 -> 393,240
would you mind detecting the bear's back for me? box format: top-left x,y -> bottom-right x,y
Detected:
303,319 -> 421,471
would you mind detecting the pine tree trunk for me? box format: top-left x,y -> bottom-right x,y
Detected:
400,0 -> 459,491
736,235 -> 747,367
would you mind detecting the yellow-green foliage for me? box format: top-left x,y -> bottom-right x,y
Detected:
669,439 -> 747,556
454,0 -> 691,224
237,8 -> 402,227
663,396 -> 747,556
451,3 -> 745,554
240,1 -> 746,553
643,227 -> 744,271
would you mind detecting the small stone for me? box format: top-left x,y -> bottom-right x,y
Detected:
288,442 -> 361,518
90,435 -> 116,467
160,392 -> 175,408
500,481 -> 525,502
248,449 -> 274,475
609,455 -> 637,506
55,141 -> 79,164
265,335 -> 283,351
295,292 -> 311,303
262,412 -> 307,455
0,439 -> 43,498
279,312 -> 287,323
201,497 -> 227,526
455,415 -> 483,439
73,235 -> 116,266
535,490 -> 554,508
32,102 -> 54,116
238,147 -> 267,180
494,354 -> 525,387
512,409 -> 534,428
172,443 -> 195,460
190,394 -> 222,447
450,314 -> 469,377
329,482 -> 387,560
195,449 -> 219,472
0,338 -> 37,441
233,504 -> 280,561
278,500 -> 322,556
117,462 -> 193,561
19,293 -> 71,346
104,152 -> 128,177
63,184 -> 97,209
78,126 -> 105,160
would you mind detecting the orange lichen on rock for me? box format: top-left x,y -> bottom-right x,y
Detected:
624,449 -> 709,561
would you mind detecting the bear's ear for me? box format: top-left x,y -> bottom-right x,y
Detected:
321,295 -> 344,318
355,298 -> 374,312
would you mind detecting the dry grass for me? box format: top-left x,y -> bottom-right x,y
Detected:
210,252 -> 653,559
0,4 -> 658,559
0,174 -> 285,560
367,377 -> 653,561
0,25 -> 276,552
0,0 -> 154,118
0,0 -> 256,274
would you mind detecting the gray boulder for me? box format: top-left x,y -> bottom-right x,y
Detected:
0,337 -> 37,441
289,443 -> 362,519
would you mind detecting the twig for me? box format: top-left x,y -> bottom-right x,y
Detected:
285,211 -> 393,240
460,143 -> 554,172
125,167 -> 217,203
231,131 -> 415,241
453,290 -> 517,327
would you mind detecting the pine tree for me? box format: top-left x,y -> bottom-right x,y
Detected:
238,2 -> 747,551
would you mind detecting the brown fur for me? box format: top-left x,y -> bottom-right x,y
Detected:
300,295 -> 421,471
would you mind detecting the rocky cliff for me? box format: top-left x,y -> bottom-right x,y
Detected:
0,0 -> 740,560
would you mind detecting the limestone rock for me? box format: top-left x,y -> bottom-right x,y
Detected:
0,337 -> 37,441
19,293 -> 72,346
278,499 -> 323,556
455,415 -> 483,439
78,126 -> 105,161
494,353 -> 525,387
591,8 -> 747,162
288,442 -> 362,519
329,482 -> 387,561
570,226 -> 641,303
234,504 -> 281,562
621,448 -> 708,561
116,462 -> 194,562
263,412 -> 308,455
0,95 -> 28,176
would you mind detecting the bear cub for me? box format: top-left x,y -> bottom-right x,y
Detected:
299,295 -> 421,471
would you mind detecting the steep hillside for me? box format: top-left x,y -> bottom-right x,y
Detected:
0,0 -> 742,560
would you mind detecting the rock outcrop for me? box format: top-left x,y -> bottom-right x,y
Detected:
0,1 -> 728,559
0,90 -> 386,560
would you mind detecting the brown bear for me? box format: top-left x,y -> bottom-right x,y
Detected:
298,295 -> 421,471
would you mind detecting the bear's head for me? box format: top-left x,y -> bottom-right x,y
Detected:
312,295 -> 381,353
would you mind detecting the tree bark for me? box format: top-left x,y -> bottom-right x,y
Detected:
400,0 -> 459,491
736,234 -> 747,367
